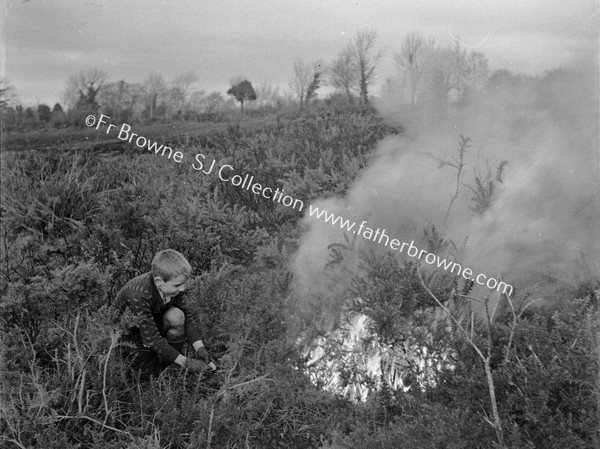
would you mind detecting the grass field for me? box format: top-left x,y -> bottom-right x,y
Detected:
1,107 -> 598,449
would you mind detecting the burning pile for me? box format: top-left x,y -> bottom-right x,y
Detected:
292,67 -> 598,399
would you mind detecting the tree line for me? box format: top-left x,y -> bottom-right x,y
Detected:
1,29 -> 532,132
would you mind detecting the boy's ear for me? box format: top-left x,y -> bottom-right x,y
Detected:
154,276 -> 165,287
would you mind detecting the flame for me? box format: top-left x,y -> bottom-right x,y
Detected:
302,310 -> 455,402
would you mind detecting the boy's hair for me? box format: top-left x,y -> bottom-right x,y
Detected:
151,249 -> 192,282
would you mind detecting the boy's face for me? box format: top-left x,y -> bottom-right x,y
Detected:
155,274 -> 187,297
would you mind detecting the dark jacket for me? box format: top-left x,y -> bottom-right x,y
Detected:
114,272 -> 202,363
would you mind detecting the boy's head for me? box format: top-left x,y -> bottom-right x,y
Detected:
151,249 -> 192,296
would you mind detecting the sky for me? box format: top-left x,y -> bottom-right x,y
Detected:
1,0 -> 598,106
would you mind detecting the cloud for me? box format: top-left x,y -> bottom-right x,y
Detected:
4,0 -> 597,105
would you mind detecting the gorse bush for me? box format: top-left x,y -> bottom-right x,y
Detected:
1,110 -> 390,448
1,149 -> 132,237
1,109 -> 597,448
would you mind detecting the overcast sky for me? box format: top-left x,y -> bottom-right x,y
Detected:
2,0 -> 597,106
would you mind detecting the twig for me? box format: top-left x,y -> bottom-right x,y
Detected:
434,134 -> 471,228
488,287 -> 503,325
137,382 -> 145,429
503,297 -> 544,365
518,297 -> 544,318
418,270 -> 485,361
455,293 -> 487,304
217,373 -> 272,396
72,312 -> 82,371
207,403 -> 215,449
0,436 -> 27,449
102,330 -> 120,426
504,294 -> 518,365
77,368 -> 87,414
54,414 -> 134,438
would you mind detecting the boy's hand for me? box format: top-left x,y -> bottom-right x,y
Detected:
185,358 -> 208,374
196,347 -> 217,371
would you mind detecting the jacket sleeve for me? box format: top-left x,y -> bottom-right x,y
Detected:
172,295 -> 203,344
134,297 -> 181,364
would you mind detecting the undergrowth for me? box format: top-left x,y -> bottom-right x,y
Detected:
1,110 -> 597,448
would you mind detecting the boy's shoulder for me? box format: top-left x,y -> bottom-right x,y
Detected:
116,272 -> 155,305
122,271 -> 153,290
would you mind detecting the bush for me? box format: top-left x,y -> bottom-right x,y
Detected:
1,109 -> 596,448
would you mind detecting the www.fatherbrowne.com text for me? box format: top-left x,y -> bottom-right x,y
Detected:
308,204 -> 513,296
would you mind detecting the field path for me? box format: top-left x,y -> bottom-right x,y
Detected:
1,118 -> 267,153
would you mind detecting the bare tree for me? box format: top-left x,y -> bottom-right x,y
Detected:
0,78 -> 19,110
329,46 -> 358,103
351,29 -> 383,106
290,56 -> 312,109
424,45 -> 455,104
143,74 -> 166,119
393,32 -> 432,105
395,33 -> 490,106
205,91 -> 231,113
188,90 -> 232,115
63,69 -> 107,111
253,81 -> 281,108
187,89 -> 207,112
448,40 -> 467,102
170,71 -> 199,114
98,80 -> 143,122
462,51 -> 489,102
290,57 -> 323,110
426,39 -> 489,104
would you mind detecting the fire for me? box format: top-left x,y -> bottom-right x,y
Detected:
302,309 -> 455,402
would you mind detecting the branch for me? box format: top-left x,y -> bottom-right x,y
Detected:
54,414 -> 134,438
0,437 -> 27,449
417,269 -> 486,363
504,294 -> 518,365
218,373 -> 272,394
455,293 -> 487,304
504,296 -> 544,365
417,268 -> 504,445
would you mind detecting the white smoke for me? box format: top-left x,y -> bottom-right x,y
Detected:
291,66 -> 598,329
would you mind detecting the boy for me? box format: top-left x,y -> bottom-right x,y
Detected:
115,249 -> 215,377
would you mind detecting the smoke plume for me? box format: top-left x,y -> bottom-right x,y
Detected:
292,65 -> 598,330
